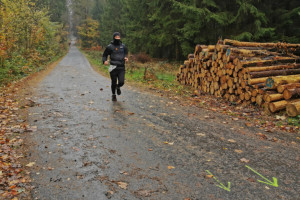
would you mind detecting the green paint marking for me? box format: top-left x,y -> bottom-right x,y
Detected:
245,165 -> 278,187
205,170 -> 231,192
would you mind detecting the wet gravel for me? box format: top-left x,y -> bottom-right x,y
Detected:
25,45 -> 300,200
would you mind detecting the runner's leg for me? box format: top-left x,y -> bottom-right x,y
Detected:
110,70 -> 118,95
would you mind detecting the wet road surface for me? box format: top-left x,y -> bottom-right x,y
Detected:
26,44 -> 300,200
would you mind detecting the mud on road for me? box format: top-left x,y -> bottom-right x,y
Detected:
22,45 -> 299,200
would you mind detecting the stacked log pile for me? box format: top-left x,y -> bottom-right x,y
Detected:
177,39 -> 300,116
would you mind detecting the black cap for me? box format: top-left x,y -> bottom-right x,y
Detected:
113,32 -> 121,39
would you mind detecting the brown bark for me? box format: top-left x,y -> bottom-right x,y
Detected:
269,99 -> 300,113
248,68 -> 300,79
265,93 -> 284,103
256,95 -> 264,106
246,63 -> 300,73
248,77 -> 269,85
269,100 -> 288,113
188,54 -> 194,59
283,88 -> 300,100
286,100 -> 300,117
224,39 -> 300,49
245,91 -> 252,101
266,75 -> 300,89
277,83 -> 300,93
237,57 -> 299,69
194,45 -> 207,55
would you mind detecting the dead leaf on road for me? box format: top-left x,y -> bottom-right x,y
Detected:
228,139 -> 236,143
206,175 -> 214,179
245,122 -> 251,127
257,132 -> 268,140
26,162 -> 35,167
234,149 -> 243,154
137,190 -> 151,197
196,133 -> 206,137
72,147 -> 80,151
168,166 -> 175,170
240,158 -> 250,163
117,182 -> 128,189
247,177 -> 256,182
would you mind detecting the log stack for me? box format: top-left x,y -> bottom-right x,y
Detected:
177,39 -> 300,116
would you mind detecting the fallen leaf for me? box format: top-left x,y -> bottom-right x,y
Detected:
148,149 -> 153,151
257,132 -> 268,140
26,162 -> 36,167
164,141 -> 169,144
72,147 -> 80,151
119,171 -> 128,175
100,88 -> 103,91
117,182 -> 128,189
128,112 -> 135,115
275,115 -> 286,120
247,177 -> 256,182
137,190 -> 151,197
168,142 -> 174,145
168,166 -> 175,170
265,186 -> 270,190
196,133 -> 206,137
232,118 -> 239,121
228,139 -> 236,143
245,122 -> 251,127
240,158 -> 250,163
206,175 -> 214,179
234,149 -> 243,154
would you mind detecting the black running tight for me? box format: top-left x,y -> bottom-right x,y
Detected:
109,68 -> 125,95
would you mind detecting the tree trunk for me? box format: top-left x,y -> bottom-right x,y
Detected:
269,100 -> 288,113
223,39 -> 300,48
265,93 -> 284,103
266,75 -> 300,89
286,100 -> 300,117
246,64 -> 300,73
248,77 -> 269,85
248,68 -> 300,79
277,83 -> 300,93
256,95 -> 264,106
238,57 -> 299,69
283,88 -> 300,100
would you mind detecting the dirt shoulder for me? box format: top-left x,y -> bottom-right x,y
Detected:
0,58 -> 63,200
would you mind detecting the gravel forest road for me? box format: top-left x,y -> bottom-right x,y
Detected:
25,43 -> 299,200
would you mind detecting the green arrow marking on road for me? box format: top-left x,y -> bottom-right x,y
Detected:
205,170 -> 231,192
245,165 -> 278,187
